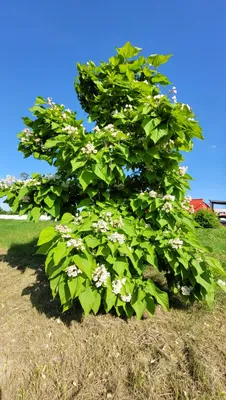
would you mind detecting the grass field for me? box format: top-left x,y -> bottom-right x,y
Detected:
0,220 -> 225,400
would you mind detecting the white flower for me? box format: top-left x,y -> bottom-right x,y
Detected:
124,104 -> 133,112
147,95 -> 151,99
181,286 -> 192,296
93,219 -> 109,233
66,238 -> 84,251
172,86 -> 177,94
169,238 -> 183,249
112,278 -> 126,295
55,225 -> 72,234
179,166 -> 188,176
93,125 -> 100,132
121,294 -> 132,302
47,97 -> 55,106
108,232 -> 125,244
110,216 -> 124,228
62,125 -> 78,134
153,94 -> 164,100
185,195 -> 192,202
172,95 -> 177,103
65,108 -> 72,113
22,196 -> 30,202
162,194 -> 175,201
217,279 -> 226,286
92,264 -> 110,287
149,190 -> 158,198
143,80 -> 148,84
188,118 -> 195,121
66,265 -> 82,277
162,202 -> 173,213
62,113 -> 67,119
181,104 -> 191,112
81,142 -> 97,154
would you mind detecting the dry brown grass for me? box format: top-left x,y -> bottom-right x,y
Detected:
0,245 -> 226,400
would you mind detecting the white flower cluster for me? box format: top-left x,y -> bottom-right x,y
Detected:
72,213 -> 83,225
153,94 -> 164,100
20,128 -> 33,143
179,166 -> 188,176
66,265 -> 82,278
62,125 -> 78,134
149,190 -> 158,198
104,124 -> 118,137
188,118 -> 195,121
81,142 -> 97,154
121,294 -> 132,302
162,202 -> 173,213
112,278 -> 126,294
143,80 -> 148,84
218,279 -> 226,286
101,211 -> 112,221
66,238 -> 85,251
162,194 -> 175,201
181,286 -> 192,296
92,264 -> 110,287
93,219 -> 109,233
47,97 -> 55,107
110,216 -> 124,228
181,196 -> 194,213
93,126 -> 100,132
169,238 -> 183,249
108,232 -> 125,244
180,103 -> 191,112
55,225 -> 72,238
124,104 -> 133,112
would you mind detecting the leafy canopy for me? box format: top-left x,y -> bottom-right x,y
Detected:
0,42 -> 225,318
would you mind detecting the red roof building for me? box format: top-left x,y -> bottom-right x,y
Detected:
190,199 -> 210,212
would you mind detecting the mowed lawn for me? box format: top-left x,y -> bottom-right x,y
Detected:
0,220 -> 225,400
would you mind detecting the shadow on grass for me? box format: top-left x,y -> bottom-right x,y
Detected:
1,239 -> 83,325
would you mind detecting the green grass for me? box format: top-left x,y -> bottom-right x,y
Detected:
0,220 -> 54,249
197,228 -> 226,268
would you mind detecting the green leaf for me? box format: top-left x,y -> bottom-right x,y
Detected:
145,281 -> 169,310
151,127 -> 168,144
105,287 -> 117,312
71,159 -> 86,172
91,289 -> 101,314
116,42 -> 142,58
68,276 -> 85,298
79,287 -> 100,315
148,54 -> 172,67
53,241 -> 68,265
84,235 -> 100,248
93,164 -> 110,183
78,169 -> 95,190
30,206 -> 41,222
44,193 -> 56,208
112,261 -> 128,276
132,299 -> 146,320
38,226 -> 57,245
72,253 -> 94,279
61,213 -> 73,224
145,294 -> 155,314
35,96 -> 46,105
206,257 -> 226,278
142,117 -> 161,136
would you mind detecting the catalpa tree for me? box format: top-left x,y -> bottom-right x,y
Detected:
1,42 -> 225,318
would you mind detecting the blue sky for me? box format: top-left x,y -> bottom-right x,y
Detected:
0,0 -> 226,209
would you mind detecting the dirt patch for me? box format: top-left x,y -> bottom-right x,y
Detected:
0,258 -> 226,400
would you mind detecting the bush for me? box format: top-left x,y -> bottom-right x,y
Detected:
1,42 -> 226,318
194,209 -> 222,229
